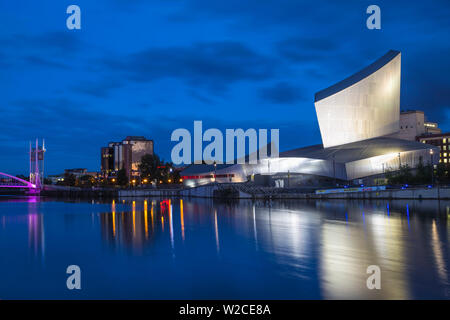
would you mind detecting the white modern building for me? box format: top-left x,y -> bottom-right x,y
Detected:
181,50 -> 440,187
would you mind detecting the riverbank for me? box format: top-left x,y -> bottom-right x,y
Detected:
118,184 -> 450,200
41,185 -> 118,198
37,183 -> 450,200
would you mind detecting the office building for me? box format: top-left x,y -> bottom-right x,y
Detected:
101,136 -> 154,178
417,132 -> 450,169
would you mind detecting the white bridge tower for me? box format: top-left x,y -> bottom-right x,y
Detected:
29,139 -> 46,191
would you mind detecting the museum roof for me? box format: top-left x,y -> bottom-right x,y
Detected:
280,136 -> 436,163
314,50 -> 401,103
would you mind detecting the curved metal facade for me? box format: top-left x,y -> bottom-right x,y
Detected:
314,50 -> 401,148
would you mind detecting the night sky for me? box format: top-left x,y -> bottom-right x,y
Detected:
1,0 -> 449,175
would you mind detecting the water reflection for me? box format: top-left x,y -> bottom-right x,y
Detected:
27,200 -> 45,262
0,196 -> 449,299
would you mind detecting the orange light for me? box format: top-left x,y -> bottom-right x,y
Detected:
143,179 -> 148,183
168,179 -> 171,183
179,178 -> 183,182
132,179 -> 136,184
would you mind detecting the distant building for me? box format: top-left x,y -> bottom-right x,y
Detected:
394,110 -> 441,141
65,168 -> 88,177
417,132 -> 450,169
47,174 -> 65,184
101,146 -> 114,176
101,136 -> 154,178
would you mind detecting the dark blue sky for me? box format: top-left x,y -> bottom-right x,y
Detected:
1,0 -> 449,175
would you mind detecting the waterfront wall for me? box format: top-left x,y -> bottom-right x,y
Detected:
308,187 -> 450,200
119,185 -> 253,198
118,185 -> 450,200
42,185 -> 118,198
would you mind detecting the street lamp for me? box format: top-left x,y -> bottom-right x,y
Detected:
213,161 -> 217,183
430,149 -> 434,186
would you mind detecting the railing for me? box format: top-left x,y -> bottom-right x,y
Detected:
0,172 -> 35,188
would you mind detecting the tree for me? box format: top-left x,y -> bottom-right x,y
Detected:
117,168 -> 128,186
172,169 -> 181,184
138,153 -> 181,184
63,173 -> 76,186
436,163 -> 448,184
16,174 -> 29,181
386,164 -> 413,185
399,164 -> 413,184
139,154 -> 162,179
415,157 -> 432,184
79,175 -> 94,188
415,157 -> 426,184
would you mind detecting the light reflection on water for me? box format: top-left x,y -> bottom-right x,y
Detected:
0,196 -> 449,299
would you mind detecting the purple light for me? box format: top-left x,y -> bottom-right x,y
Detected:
0,172 -> 35,189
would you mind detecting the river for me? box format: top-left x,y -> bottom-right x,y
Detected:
0,196 -> 449,299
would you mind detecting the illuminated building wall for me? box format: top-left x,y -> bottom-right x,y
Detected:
102,136 -> 153,178
122,136 -> 154,176
314,50 -> 401,148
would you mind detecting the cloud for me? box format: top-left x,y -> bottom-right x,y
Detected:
1,98 -> 183,173
0,32 -> 82,55
0,31 -> 84,71
24,56 -> 71,70
168,0 -> 332,28
276,37 -> 339,62
401,49 -> 450,131
100,41 -> 277,93
71,79 -> 124,98
259,82 -> 304,104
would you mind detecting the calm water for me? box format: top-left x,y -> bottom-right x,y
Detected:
0,196 -> 449,299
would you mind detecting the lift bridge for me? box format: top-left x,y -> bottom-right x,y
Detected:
0,139 -> 45,194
